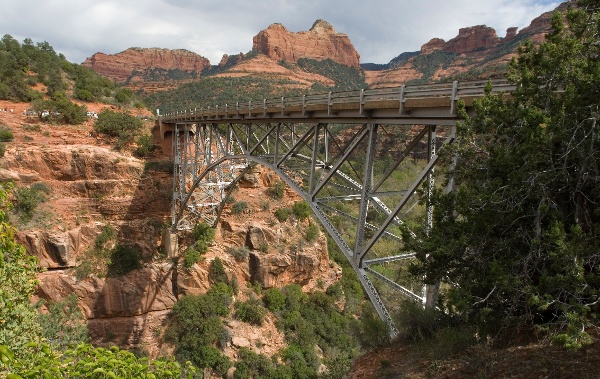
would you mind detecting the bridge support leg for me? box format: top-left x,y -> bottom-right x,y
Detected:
425,125 -> 440,308
162,229 -> 179,259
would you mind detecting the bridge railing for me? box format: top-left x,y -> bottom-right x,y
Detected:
160,78 -> 515,122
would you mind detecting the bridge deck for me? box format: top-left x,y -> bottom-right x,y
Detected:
159,79 -> 514,125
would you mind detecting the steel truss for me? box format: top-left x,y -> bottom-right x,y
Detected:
171,120 -> 455,337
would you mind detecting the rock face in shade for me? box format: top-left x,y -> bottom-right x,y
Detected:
252,19 -> 361,67
83,47 -> 211,83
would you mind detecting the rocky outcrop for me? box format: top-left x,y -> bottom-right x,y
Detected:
83,47 -> 211,83
253,20 -> 360,67
421,25 -> 502,54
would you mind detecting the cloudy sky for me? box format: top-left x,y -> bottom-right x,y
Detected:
2,0 -> 561,65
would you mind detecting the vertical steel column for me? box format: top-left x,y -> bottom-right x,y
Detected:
424,125 -> 439,308
355,124 -> 378,267
308,124 -> 321,196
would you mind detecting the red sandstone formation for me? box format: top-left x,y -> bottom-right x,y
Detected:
83,47 -> 211,83
421,25 -> 502,54
252,19 -> 360,67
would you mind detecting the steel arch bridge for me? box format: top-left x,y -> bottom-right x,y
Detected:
158,79 -> 514,336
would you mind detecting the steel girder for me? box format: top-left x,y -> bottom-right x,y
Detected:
171,120 -> 455,337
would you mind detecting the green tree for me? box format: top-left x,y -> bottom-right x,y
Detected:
410,1 -> 600,347
37,294 -> 89,349
0,183 -> 43,354
94,109 -> 143,145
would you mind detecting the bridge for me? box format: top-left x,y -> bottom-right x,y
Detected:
158,79 -> 514,337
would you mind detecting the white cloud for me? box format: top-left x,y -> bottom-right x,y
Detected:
0,0 -> 562,65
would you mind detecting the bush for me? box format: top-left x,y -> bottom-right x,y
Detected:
266,181 -> 285,199
263,288 -> 286,312
231,201 -> 248,215
133,134 -> 155,157
94,109 -> 143,144
13,183 -> 50,221
95,223 -> 115,250
292,201 -> 311,220
208,257 -> 229,285
227,245 -> 250,262
304,223 -> 319,242
183,246 -> 203,268
235,297 -> 268,326
38,293 -> 89,349
107,245 -> 142,276
274,207 -> 290,222
0,142 -> 5,157
194,222 -> 215,244
0,125 -> 14,141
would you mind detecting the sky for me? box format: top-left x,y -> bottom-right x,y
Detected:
1,0 -> 562,65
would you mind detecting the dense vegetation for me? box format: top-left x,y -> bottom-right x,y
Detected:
295,58 -> 367,91
407,0 -> 600,348
0,34 -> 143,124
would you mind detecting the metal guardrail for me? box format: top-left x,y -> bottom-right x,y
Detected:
160,79 -> 515,123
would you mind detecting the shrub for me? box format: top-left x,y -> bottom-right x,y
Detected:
194,222 -> 215,244
304,223 -> 319,242
266,181 -> 285,199
263,288 -> 286,312
274,207 -> 290,222
0,142 -> 5,157
235,297 -> 268,326
94,109 -> 143,144
227,245 -> 250,262
95,223 -> 115,250
37,293 -> 89,349
13,183 -> 50,221
107,245 -> 142,276
292,201 -> 311,220
183,246 -> 203,268
133,134 -> 155,157
231,201 -> 248,215
0,125 -> 14,141
208,257 -> 229,285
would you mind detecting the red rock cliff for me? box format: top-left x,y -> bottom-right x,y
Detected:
252,19 -> 360,68
421,25 -> 502,54
83,47 -> 211,83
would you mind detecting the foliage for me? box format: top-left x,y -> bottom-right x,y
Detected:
266,180 -> 285,199
134,134 -> 155,157
0,343 -> 197,378
194,222 -> 215,244
143,76 -> 305,114
107,244 -> 142,276
406,51 -> 457,85
408,1 -> 600,346
296,58 -> 367,91
274,207 -> 290,222
183,246 -> 203,269
0,125 -> 14,141
235,297 -> 268,326
304,223 -> 319,242
0,143 -> 5,158
37,294 -> 89,349
12,182 -> 50,222
168,283 -> 232,374
227,245 -> 250,262
0,182 -> 43,355
94,109 -> 143,145
208,257 -> 229,285
263,288 -> 286,312
291,201 -> 311,220
231,201 -> 248,215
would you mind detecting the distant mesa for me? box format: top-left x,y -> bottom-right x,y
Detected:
420,25 -> 518,55
82,47 -> 211,83
252,19 -> 361,68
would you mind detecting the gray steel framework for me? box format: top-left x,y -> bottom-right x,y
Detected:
161,79 -> 512,336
